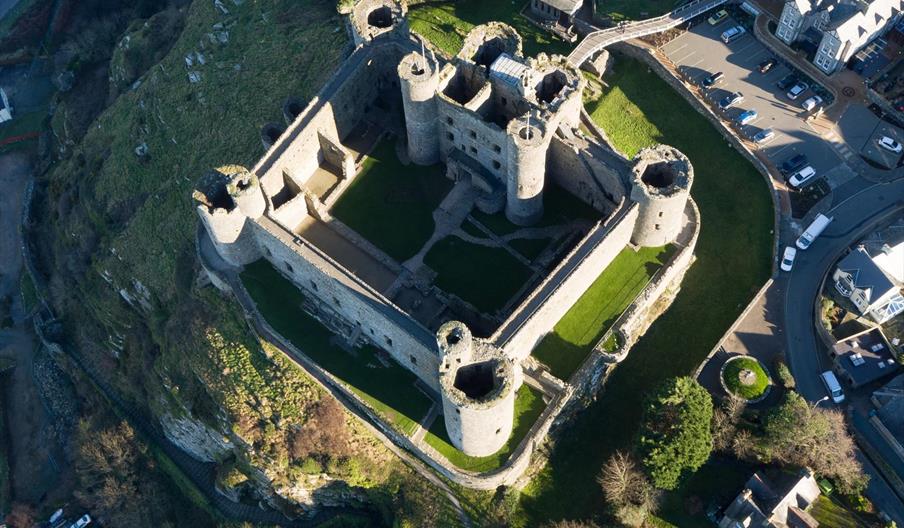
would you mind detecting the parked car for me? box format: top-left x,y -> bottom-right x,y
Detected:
719,91 -> 744,110
758,58 -> 777,73
780,153 -> 808,175
702,71 -> 724,88
780,246 -> 797,272
777,74 -> 798,90
68,515 -> 92,528
796,213 -> 833,250
788,165 -> 816,188
720,25 -> 746,44
753,128 -> 775,144
786,81 -> 810,100
802,95 -> 823,111
820,371 -> 845,403
877,135 -> 903,153
737,109 -> 758,125
708,9 -> 729,25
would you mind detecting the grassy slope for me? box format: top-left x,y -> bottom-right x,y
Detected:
331,139 -> 452,262
520,53 -> 773,523
424,236 -> 533,314
594,0 -> 680,22
424,385 -> 545,472
532,245 -> 674,379
241,260 -> 432,436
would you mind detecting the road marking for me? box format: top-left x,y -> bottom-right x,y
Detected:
688,57 -> 706,69
732,39 -> 757,56
745,47 -> 769,64
665,42 -> 688,55
769,143 -> 792,159
674,51 -> 697,65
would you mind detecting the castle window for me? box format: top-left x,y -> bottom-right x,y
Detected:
470,146 -> 477,155
446,116 -> 453,126
493,144 -> 502,154
492,160 -> 501,170
455,409 -> 460,414
264,247 -> 272,257
410,355 -> 417,365
469,130 -> 477,139
309,279 -> 318,291
333,296 -> 341,307
501,97 -> 508,107
658,211 -> 664,218
385,336 -> 393,348
655,224 -> 661,230
496,428 -> 501,435
447,132 -> 454,141
284,262 -> 294,273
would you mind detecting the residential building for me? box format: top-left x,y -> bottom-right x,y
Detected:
529,0 -> 582,25
833,246 -> 904,324
719,469 -> 821,528
830,326 -> 899,388
775,0 -> 904,74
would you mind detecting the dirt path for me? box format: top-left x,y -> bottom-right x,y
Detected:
0,152 -> 74,507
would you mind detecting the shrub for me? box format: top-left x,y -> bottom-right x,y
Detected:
774,358 -> 795,390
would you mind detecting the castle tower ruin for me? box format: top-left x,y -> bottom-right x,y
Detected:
193,165 -> 264,267
629,145 -> 693,247
505,114 -> 549,226
398,48 -> 441,165
437,321 -> 521,457
349,0 -> 408,46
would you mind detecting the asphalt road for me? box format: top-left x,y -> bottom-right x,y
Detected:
660,16 -> 844,180
783,177 -> 904,402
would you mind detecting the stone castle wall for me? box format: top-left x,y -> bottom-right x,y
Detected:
548,132 -> 626,215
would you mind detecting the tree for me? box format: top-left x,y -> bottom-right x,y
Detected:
598,451 -> 656,527
4,503 -> 36,528
541,521 -> 601,528
289,396 -> 349,461
761,391 -> 867,493
638,377 -> 713,490
712,397 -> 745,452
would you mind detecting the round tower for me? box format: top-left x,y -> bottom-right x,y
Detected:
193,166 -> 264,267
349,0 -> 408,46
398,49 -> 440,165
505,115 -> 548,226
629,145 -> 693,248
437,321 -> 521,458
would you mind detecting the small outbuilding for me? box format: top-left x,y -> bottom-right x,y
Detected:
529,0 -> 582,25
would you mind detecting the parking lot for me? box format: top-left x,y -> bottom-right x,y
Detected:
659,15 -> 845,187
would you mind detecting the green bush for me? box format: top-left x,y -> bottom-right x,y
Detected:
299,457 -> 323,475
774,358 -> 795,390
722,357 -> 770,400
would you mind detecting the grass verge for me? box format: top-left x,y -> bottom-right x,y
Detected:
722,357 -> 769,400
810,495 -> 865,528
594,0 -> 680,22
19,272 -> 37,313
240,259 -> 432,436
424,236 -> 534,314
521,53 -> 773,523
424,385 -> 544,472
331,139 -> 452,262
532,245 -> 674,379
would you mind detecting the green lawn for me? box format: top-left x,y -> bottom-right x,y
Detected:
471,184 -> 602,237
240,260 -> 432,436
723,357 -> 770,400
424,385 -> 545,472
331,139 -> 452,262
424,236 -> 534,314
509,238 -> 550,261
521,53 -> 773,523
532,245 -> 674,379
810,496 -> 867,528
594,0 -> 683,22
408,1 -> 570,58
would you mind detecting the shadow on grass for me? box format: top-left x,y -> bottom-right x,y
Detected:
240,260 -> 432,436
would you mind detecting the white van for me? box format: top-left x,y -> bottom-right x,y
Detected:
796,213 -> 833,250
721,26 -> 746,44
820,370 -> 845,403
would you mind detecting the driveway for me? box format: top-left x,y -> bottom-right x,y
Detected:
659,16 -> 847,186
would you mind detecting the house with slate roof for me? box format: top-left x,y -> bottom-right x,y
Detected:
833,246 -> 904,324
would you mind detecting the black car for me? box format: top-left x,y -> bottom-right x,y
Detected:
777,74 -> 798,90
780,153 -> 808,175
702,71 -> 724,88
718,91 -> 743,110
758,58 -> 776,73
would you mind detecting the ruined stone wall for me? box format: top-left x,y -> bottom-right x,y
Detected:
247,219 -> 442,391
198,207 -> 263,267
548,133 -> 625,214
436,94 -> 510,182
494,202 -> 639,361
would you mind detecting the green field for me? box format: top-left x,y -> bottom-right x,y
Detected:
594,0 -> 683,22
241,260 -> 432,436
471,184 -> 602,237
520,54 -> 773,523
723,357 -> 770,400
532,245 -> 673,379
331,139 -> 452,263
810,495 -> 872,528
408,1 -> 570,57
424,385 -> 545,472
424,236 -> 534,314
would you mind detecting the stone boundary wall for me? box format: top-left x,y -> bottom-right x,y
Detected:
493,201 -> 640,359
612,41 -> 781,273
867,87 -> 904,127
214,253 -> 571,490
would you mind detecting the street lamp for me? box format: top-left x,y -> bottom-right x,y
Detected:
811,396 -> 830,410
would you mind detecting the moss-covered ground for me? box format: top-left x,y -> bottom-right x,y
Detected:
520,52 -> 773,524
424,385 -> 544,473
722,357 -> 770,400
331,139 -> 452,262
408,0 -> 570,57
532,245 -> 674,379
594,0 -> 682,22
241,259 -> 432,436
424,236 -> 533,315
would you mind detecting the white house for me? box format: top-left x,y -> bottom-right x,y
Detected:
775,0 -> 904,74
834,246 -> 904,324
719,469 -> 821,528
